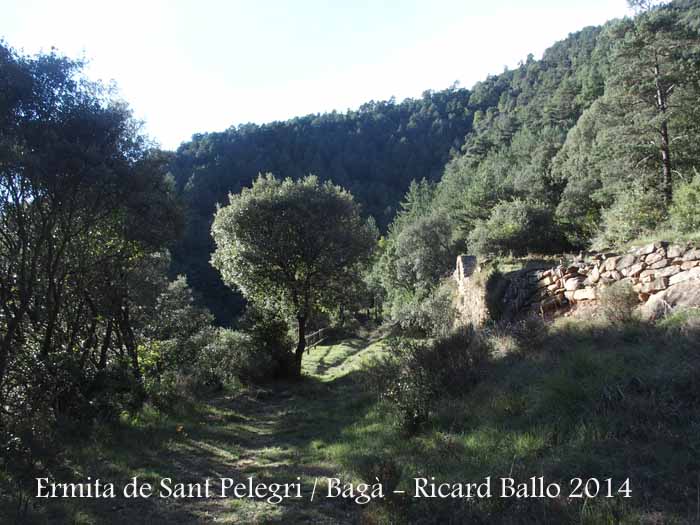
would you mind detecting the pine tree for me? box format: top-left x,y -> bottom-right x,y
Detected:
607,1 -> 700,205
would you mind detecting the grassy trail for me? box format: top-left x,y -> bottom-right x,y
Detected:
45,336 -> 384,524
26,317 -> 700,524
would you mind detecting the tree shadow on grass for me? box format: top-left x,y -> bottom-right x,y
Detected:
308,340 -> 372,375
17,362 -> 375,524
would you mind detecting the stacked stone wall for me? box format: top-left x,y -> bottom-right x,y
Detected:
454,241 -> 700,322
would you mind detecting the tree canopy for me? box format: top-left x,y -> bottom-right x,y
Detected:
0,42 -> 187,458
211,174 -> 376,377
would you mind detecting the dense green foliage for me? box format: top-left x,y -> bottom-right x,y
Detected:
3,1 -> 700,521
670,173 -> 700,232
467,198 -> 562,256
170,90 -> 472,323
0,44 -> 295,512
368,329 -> 489,431
168,1 -> 700,326
211,174 -> 376,377
375,0 -> 700,327
0,43 -> 191,503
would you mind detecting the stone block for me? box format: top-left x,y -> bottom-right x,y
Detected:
603,256 -> 621,272
644,252 -> 664,265
647,259 -> 669,270
538,275 -> 556,288
564,277 -> 585,291
637,242 -> 662,256
657,265 -> 682,278
666,244 -> 685,258
639,277 -> 668,294
622,262 -> 646,278
616,254 -> 637,271
573,288 -> 597,301
682,249 -> 700,262
601,270 -> 622,281
681,261 -> 700,271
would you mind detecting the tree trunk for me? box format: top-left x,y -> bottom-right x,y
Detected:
118,306 -> 142,383
294,315 -> 306,379
98,320 -> 113,370
654,60 -> 673,206
660,120 -> 673,206
0,308 -> 27,398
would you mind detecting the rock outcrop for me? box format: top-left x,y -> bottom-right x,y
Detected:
642,280 -> 700,320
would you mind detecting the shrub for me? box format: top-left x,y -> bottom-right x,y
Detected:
468,199 -> 564,256
388,280 -> 458,337
511,315 -> 549,351
599,279 -> 640,325
418,280 -> 459,337
195,328 -> 253,387
397,280 -> 459,337
238,307 -> 295,380
669,175 -> 700,233
375,329 -> 490,431
593,187 -> 666,248
147,328 -> 257,407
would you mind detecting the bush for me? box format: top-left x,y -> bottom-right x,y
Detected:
372,329 -> 490,431
146,306 -> 296,407
511,315 -> 549,351
400,280 -> 458,337
417,280 -> 459,337
388,280 -> 458,337
593,187 -> 666,248
669,175 -> 700,233
599,279 -> 640,325
195,328 -> 253,388
468,199 -> 564,256
238,307 -> 295,380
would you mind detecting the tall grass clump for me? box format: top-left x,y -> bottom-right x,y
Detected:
598,279 -> 639,325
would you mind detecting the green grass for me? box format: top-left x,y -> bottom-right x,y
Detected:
6,336 -> 386,524
318,316 -> 700,524
6,317 -> 700,524
620,228 -> 700,251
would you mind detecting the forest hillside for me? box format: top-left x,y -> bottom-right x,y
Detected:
2,1 -> 700,523
170,0 -> 700,325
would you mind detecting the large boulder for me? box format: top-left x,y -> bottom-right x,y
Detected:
642,280 -> 700,320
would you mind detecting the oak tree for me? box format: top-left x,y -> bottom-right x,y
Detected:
211,174 -> 376,377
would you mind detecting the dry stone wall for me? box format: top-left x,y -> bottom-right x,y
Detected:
454,241 -> 700,324
453,255 -> 489,327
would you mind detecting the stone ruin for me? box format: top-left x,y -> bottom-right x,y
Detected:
454,241 -> 700,324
